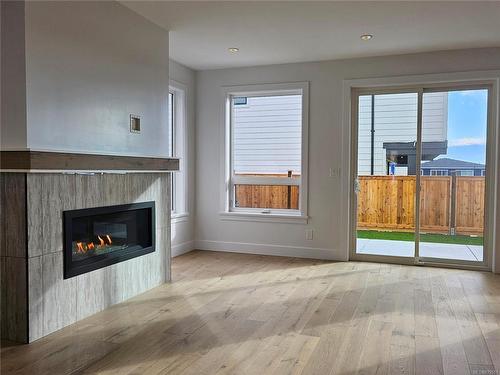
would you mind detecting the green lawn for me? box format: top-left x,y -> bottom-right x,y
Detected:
357,230 -> 483,246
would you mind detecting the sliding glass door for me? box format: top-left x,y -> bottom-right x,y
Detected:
355,91 -> 419,259
418,88 -> 488,264
353,85 -> 491,268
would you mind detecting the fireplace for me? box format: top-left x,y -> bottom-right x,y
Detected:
63,201 -> 155,278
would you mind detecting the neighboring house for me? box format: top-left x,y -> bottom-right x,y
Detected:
357,92 -> 448,176
232,94 -> 302,175
420,158 -> 485,176
233,93 -> 452,178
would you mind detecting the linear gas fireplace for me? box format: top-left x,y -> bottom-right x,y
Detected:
63,201 -> 155,278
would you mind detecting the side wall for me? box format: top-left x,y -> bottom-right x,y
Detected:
195,48 -> 500,267
169,60 -> 196,256
24,1 -> 170,157
0,1 -> 27,150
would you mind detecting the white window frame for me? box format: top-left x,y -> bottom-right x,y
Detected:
345,72 -> 499,273
220,82 -> 309,224
169,81 -> 189,222
430,169 -> 449,176
456,169 -> 474,176
168,91 -> 175,213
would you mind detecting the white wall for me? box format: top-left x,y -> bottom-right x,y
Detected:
3,1 -> 170,158
195,48 -> 500,265
0,1 -> 27,150
169,60 -> 196,256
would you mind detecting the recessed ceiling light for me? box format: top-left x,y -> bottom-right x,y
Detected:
360,34 -> 373,41
228,47 -> 239,53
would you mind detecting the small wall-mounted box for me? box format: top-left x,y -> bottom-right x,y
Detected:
130,115 -> 141,133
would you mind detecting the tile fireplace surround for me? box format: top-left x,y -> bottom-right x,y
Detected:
0,168 -> 175,343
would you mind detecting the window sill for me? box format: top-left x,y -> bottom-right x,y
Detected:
219,211 -> 308,224
171,212 -> 190,223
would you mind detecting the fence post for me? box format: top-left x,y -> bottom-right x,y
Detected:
287,170 -> 292,209
449,175 -> 457,236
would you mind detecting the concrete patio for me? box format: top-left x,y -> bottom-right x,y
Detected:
357,238 -> 483,261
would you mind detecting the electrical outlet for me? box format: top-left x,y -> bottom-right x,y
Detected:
306,229 -> 313,240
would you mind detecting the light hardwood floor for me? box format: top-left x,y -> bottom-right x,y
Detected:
2,250 -> 500,375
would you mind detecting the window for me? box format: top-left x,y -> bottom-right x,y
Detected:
168,92 -> 175,212
456,170 -> 474,176
223,82 -> 309,221
430,170 -> 449,176
482,170 -> 486,176
233,97 -> 248,106
169,83 -> 188,219
168,92 -> 174,158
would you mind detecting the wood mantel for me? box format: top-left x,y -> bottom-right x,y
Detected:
0,151 -> 179,172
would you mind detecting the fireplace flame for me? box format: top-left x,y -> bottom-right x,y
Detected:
98,235 -> 105,247
75,235 -> 112,254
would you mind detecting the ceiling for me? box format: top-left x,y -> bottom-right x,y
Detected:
122,1 -> 500,71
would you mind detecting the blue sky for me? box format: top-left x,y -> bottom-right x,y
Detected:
442,89 -> 488,165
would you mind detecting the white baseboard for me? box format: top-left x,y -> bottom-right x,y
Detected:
172,240 -> 195,257
194,240 -> 347,261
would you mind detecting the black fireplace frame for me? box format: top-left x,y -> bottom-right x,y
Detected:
63,201 -> 155,279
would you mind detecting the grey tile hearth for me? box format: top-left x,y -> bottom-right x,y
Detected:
3,173 -> 26,258
27,174 -> 44,258
1,172 -> 172,343
27,256 -> 44,341
41,252 -> 78,336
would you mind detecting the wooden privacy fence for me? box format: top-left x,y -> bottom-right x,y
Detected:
357,176 -> 485,235
235,184 -> 299,209
234,172 -> 300,210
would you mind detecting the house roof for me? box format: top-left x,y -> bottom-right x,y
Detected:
383,141 -> 447,160
421,158 -> 485,169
